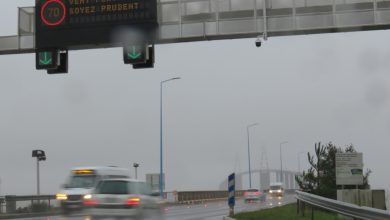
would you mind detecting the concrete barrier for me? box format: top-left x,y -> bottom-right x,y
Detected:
176,190 -> 244,204
337,189 -> 387,210
372,190 -> 387,210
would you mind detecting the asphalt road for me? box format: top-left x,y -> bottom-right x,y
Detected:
17,194 -> 295,220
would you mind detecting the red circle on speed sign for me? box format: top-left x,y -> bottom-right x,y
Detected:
40,0 -> 66,26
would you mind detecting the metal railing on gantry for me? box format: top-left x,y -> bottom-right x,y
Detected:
2,0 -> 390,54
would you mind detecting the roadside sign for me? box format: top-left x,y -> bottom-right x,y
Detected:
336,153 -> 363,185
228,173 -> 235,207
146,173 -> 164,192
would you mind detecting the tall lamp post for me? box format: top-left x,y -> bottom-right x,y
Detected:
32,150 -> 46,195
298,152 -> 306,173
160,77 -> 181,198
279,141 -> 288,184
246,123 -> 258,189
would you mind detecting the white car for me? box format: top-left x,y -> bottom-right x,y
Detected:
83,178 -> 163,219
269,183 -> 284,197
244,189 -> 266,203
56,166 -> 130,214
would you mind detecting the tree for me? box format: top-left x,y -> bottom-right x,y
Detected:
295,142 -> 371,199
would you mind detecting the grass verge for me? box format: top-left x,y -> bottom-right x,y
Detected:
233,203 -> 346,220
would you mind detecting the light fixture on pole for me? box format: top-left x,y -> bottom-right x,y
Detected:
133,163 -> 139,179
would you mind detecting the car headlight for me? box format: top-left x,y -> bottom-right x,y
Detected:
277,190 -> 282,193
56,193 -> 68,200
269,190 -> 273,193
83,194 -> 92,200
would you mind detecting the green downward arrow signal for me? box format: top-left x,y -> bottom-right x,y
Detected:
39,52 -> 52,65
127,47 -> 142,59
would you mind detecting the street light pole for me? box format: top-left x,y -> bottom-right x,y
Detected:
37,158 -> 40,195
279,141 -> 288,184
246,123 -> 258,189
32,150 -> 46,195
160,77 -> 180,198
298,152 -> 306,173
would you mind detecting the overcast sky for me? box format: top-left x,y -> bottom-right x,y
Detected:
0,1 -> 390,201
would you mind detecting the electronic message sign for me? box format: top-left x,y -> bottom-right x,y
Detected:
35,0 -> 158,49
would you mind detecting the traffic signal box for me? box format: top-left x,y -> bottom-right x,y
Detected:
124,45 -> 148,65
35,0 -> 158,73
36,49 -> 68,74
36,49 -> 59,70
123,44 -> 155,69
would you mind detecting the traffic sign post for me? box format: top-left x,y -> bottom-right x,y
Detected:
228,173 -> 235,216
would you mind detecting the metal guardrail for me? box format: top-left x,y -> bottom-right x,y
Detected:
3,192 -> 236,213
296,191 -> 390,220
3,195 -> 57,214
5,195 -> 55,201
0,197 -> 5,214
174,190 -> 246,204
177,190 -> 244,202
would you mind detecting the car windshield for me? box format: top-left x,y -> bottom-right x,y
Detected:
67,175 -> 97,188
96,181 -> 153,195
247,189 -> 259,192
270,186 -> 282,190
96,180 -> 129,194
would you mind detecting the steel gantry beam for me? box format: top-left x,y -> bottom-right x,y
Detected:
2,0 -> 390,55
